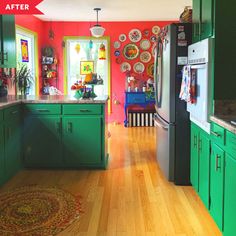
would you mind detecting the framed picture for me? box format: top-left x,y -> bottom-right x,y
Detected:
80,61 -> 94,75
21,39 -> 29,62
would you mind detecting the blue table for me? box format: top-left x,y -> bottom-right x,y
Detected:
124,91 -> 155,127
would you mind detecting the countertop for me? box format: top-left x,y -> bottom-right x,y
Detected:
0,95 -> 109,109
210,115 -> 236,134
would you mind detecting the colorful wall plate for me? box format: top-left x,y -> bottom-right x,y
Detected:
120,62 -> 131,73
123,43 -> 139,60
128,29 -> 142,42
140,51 -> 152,63
150,35 -> 157,42
140,39 -> 151,50
147,63 -> 154,78
114,50 -> 120,57
142,29 -> 150,37
119,34 -> 127,42
114,41 -> 121,49
116,57 -> 122,64
152,25 -> 161,35
133,62 -> 145,74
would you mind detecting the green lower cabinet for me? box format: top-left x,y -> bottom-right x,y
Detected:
0,124 -> 5,185
24,116 -> 63,168
224,152 -> 236,236
63,116 -> 102,167
210,143 -> 224,231
198,132 -> 210,209
190,123 -> 199,191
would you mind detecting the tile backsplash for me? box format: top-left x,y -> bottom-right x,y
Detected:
214,100 -> 236,116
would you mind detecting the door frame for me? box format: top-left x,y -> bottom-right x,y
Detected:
16,25 -> 39,95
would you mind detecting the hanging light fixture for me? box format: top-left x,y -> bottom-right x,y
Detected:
90,8 -> 105,38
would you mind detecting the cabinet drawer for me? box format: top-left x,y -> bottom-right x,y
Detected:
226,131 -> 236,156
4,105 -> 21,120
126,93 -> 145,104
24,104 -> 61,115
211,123 -> 225,146
62,104 -> 102,115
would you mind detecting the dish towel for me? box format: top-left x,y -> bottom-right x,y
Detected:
179,65 -> 197,103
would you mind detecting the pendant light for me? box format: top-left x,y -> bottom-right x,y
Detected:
90,8 -> 105,38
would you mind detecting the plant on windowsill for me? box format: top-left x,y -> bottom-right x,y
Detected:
14,64 -> 33,95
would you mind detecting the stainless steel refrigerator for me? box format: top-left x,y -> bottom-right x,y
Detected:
154,23 -> 192,185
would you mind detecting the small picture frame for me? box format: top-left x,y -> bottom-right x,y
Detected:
42,56 -> 54,64
80,61 -> 94,75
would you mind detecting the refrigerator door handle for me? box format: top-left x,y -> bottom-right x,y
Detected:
154,114 -> 169,130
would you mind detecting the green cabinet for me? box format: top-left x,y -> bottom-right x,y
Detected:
190,122 -> 210,208
24,115 -> 63,168
63,116 -> 102,167
224,153 -> 236,236
0,122 -> 4,186
210,143 -> 224,231
192,0 -> 214,43
0,15 -> 16,68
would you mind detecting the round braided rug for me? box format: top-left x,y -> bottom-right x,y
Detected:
0,186 -> 81,236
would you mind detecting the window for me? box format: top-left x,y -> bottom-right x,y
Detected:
64,37 -> 110,103
16,26 -> 38,95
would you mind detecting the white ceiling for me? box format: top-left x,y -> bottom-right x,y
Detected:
36,0 -> 192,22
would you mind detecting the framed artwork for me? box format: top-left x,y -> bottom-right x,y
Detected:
80,61 -> 94,75
21,39 -> 29,62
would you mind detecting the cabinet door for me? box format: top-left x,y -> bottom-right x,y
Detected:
4,117 -> 21,180
210,143 -> 224,231
1,15 -> 16,68
0,124 -> 5,186
24,116 -> 63,168
63,116 -> 102,167
190,123 -> 199,191
198,132 -> 210,209
201,0 -> 214,39
192,0 -> 201,43
224,153 -> 236,236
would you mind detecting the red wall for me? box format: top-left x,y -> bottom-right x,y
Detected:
15,18 -> 173,123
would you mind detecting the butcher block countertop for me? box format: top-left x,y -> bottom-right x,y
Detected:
0,95 -> 109,109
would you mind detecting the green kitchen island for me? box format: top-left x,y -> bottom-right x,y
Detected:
0,95 -> 109,186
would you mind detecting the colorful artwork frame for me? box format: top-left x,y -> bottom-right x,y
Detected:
80,61 -> 94,75
21,39 -> 29,62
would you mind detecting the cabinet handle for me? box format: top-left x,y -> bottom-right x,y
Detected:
36,109 -> 50,112
211,131 -> 221,137
198,138 -> 202,152
193,135 -> 197,148
67,122 -> 72,133
11,110 -> 18,114
3,52 -> 8,62
79,109 -> 90,112
215,154 -> 220,171
55,122 -> 61,133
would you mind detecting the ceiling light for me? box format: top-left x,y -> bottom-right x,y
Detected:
90,8 -> 105,38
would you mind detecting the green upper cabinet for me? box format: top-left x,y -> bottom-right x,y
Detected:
23,115 -> 63,168
210,142 -> 224,231
224,152 -> 236,236
63,116 -> 102,167
192,0 -> 214,43
0,15 -> 16,68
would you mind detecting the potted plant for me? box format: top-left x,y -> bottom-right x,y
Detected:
14,64 -> 33,95
0,78 -> 8,97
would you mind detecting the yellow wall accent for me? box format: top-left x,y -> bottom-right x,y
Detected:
63,36 -> 111,113
16,25 -> 39,95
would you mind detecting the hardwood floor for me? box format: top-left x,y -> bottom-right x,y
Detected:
1,125 -> 222,236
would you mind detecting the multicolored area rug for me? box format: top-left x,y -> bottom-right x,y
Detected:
0,186 -> 82,236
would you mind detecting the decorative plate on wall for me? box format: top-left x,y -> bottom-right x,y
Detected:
114,50 -> 120,57
140,39 -> 151,50
116,57 -> 123,64
128,29 -> 142,42
120,62 -> 131,73
140,51 -> 152,63
119,34 -> 127,42
142,29 -> 150,38
114,41 -> 121,49
150,35 -> 157,42
152,25 -> 161,35
147,63 -> 154,78
133,62 -> 145,74
123,43 -> 139,60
